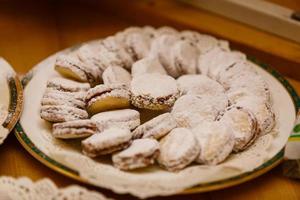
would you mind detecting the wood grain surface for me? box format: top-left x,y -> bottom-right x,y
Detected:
0,0 -> 299,199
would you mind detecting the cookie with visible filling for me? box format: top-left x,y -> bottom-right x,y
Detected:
47,77 -> 90,93
52,119 -> 98,139
91,109 -> 140,131
82,127 -> 133,157
132,113 -> 177,139
85,84 -> 130,114
40,105 -> 88,123
130,74 -> 180,110
112,138 -> 159,170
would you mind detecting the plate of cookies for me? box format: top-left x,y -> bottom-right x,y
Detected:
0,58 -> 23,145
15,26 -> 300,198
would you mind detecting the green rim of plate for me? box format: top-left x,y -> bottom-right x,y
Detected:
14,55 -> 300,193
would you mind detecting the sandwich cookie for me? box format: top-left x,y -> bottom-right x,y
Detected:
193,121 -> 234,165
132,112 -> 177,140
47,77 -> 90,93
217,106 -> 259,152
171,95 -> 219,128
52,119 -> 98,139
85,84 -> 130,114
102,66 -> 131,85
54,54 -> 101,86
112,138 -> 159,170
157,128 -> 200,172
131,56 -> 167,77
177,74 -> 225,96
40,105 -> 89,123
197,47 -> 245,78
234,97 -> 275,135
150,34 -> 180,76
155,26 -> 178,36
41,90 -> 86,109
91,109 -> 140,131
169,40 -> 198,76
130,73 -> 180,110
124,32 -> 151,61
82,127 -> 133,157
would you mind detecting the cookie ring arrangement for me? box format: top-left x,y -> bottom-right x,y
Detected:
40,26 -> 276,172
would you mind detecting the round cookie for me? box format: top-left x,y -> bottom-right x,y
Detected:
149,34 -> 180,77
234,97 -> 275,135
47,77 -> 90,92
85,84 -> 131,114
193,121 -> 234,165
132,112 -> 177,140
171,95 -> 219,128
82,127 -> 133,157
177,74 -> 225,96
217,106 -> 259,152
112,138 -> 159,170
91,109 -> 140,131
52,119 -> 98,139
130,73 -> 180,110
124,31 -> 151,60
102,66 -> 131,85
169,40 -> 198,76
155,26 -> 178,36
197,47 -> 245,78
131,56 -> 167,77
157,128 -> 200,172
41,90 -> 86,109
40,105 -> 89,123
54,54 -> 101,86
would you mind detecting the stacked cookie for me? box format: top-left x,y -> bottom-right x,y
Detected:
40,26 -> 275,172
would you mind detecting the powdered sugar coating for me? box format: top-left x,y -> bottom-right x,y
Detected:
193,121 -> 234,165
130,74 -> 180,110
132,113 -> 177,139
102,66 -> 131,85
40,105 -> 88,123
47,77 -> 90,92
217,106 -> 259,152
171,95 -> 219,128
82,127 -> 133,157
157,128 -> 200,171
91,109 -> 140,131
52,119 -> 98,139
112,138 -> 159,170
131,56 -> 167,77
124,32 -> 151,60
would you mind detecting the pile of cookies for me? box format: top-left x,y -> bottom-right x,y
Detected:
40,26 -> 275,172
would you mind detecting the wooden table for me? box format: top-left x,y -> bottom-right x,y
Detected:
0,0 -> 299,199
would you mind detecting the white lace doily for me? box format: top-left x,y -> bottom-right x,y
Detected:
19,46 -> 296,198
0,104 -> 9,145
0,176 -> 112,200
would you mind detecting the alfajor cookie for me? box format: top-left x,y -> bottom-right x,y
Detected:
131,56 -> 167,77
171,95 -> 220,128
132,113 -> 177,139
234,97 -> 275,135
177,74 -> 225,96
157,128 -> 200,171
82,127 -> 133,157
47,77 -> 90,93
52,119 -> 98,139
54,54 -> 101,86
112,138 -> 159,170
85,84 -> 131,114
217,106 -> 259,152
102,66 -> 131,85
155,26 -> 178,36
169,40 -> 198,76
197,47 -> 246,79
149,34 -> 180,77
91,109 -> 140,131
41,90 -> 86,109
40,105 -> 89,123
124,32 -> 151,61
193,121 -> 234,165
130,73 -> 180,110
